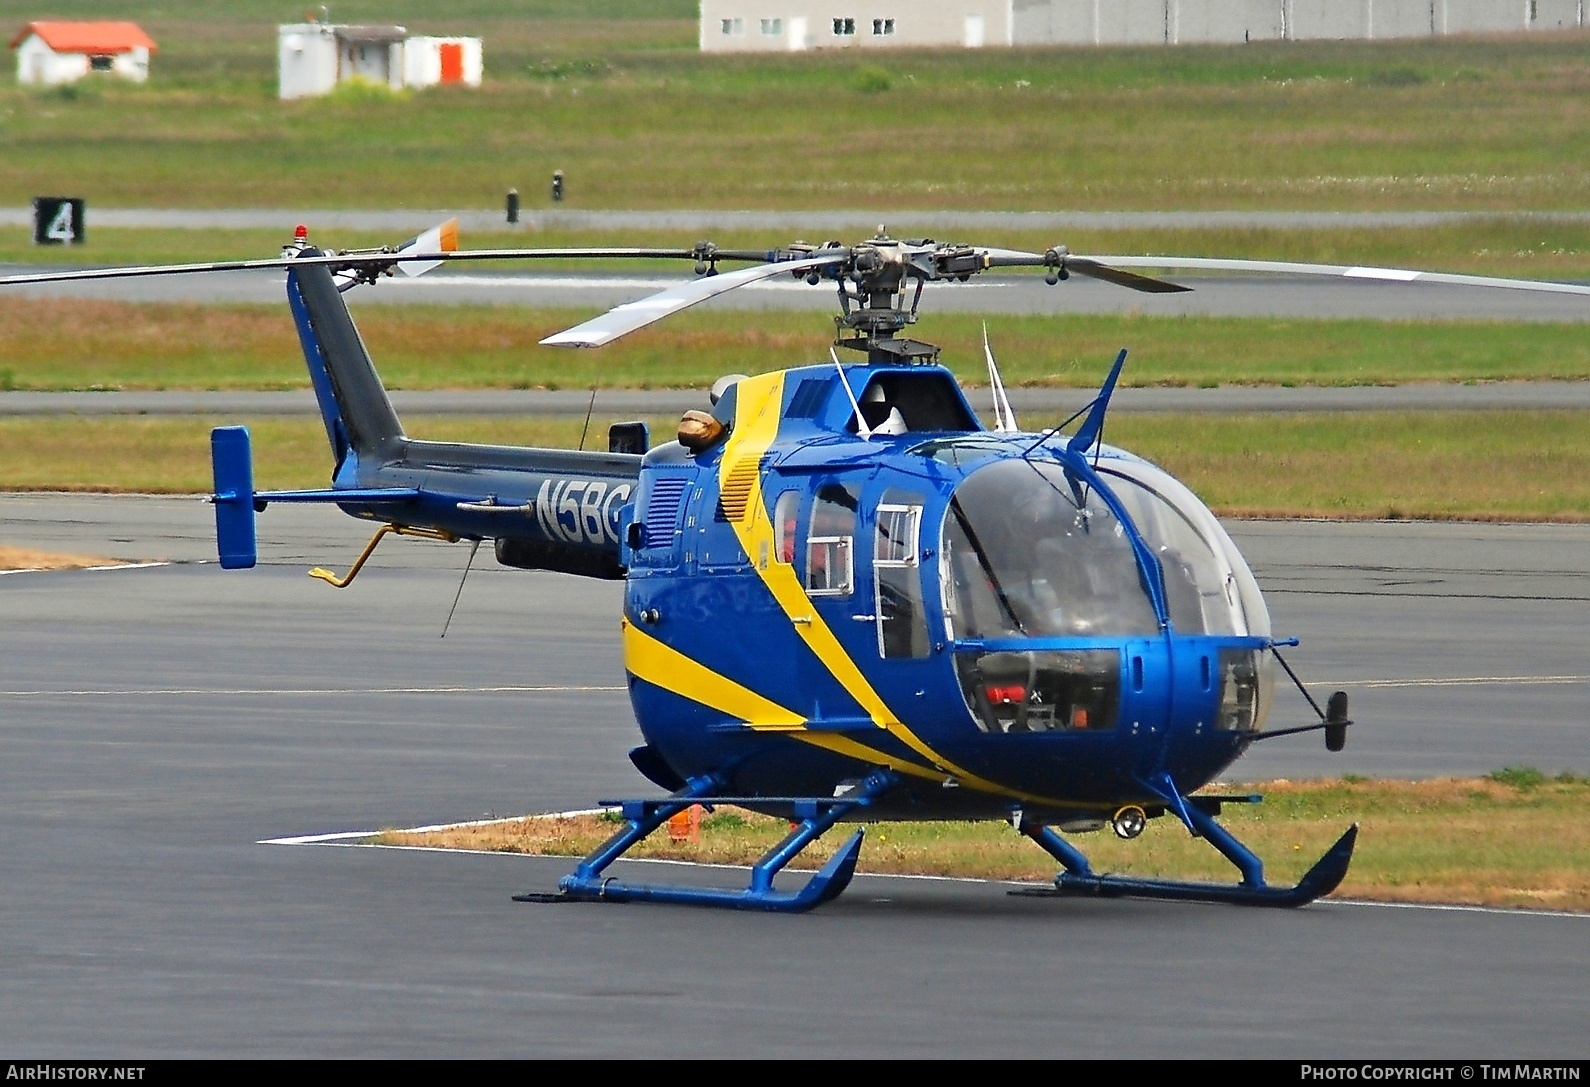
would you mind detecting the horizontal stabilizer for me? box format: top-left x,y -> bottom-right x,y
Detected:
253,487 -> 421,507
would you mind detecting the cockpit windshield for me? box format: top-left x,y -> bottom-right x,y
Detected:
942,459 -> 1159,639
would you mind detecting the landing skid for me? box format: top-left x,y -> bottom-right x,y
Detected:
1013,782 -> 1358,909
514,770 -> 895,913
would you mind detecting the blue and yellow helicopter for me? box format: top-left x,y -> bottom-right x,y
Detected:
14,226 -> 1583,912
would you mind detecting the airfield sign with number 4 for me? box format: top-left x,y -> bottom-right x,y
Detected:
32,197 -> 84,245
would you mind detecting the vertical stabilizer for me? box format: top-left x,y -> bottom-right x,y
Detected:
211,425 -> 257,570
286,250 -> 405,466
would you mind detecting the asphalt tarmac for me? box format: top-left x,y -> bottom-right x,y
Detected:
6,381 -> 1590,419
1,495 -> 1585,1056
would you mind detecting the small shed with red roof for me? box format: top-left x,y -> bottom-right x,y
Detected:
11,21 -> 156,86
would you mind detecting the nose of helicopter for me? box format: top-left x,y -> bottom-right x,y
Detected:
1147,638 -> 1275,791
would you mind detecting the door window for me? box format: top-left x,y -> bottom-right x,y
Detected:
875,502 -> 928,658
805,483 -> 857,597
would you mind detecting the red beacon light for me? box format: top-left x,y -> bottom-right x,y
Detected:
282,224 -> 312,259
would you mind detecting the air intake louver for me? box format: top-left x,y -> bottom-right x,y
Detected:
642,477 -> 688,547
784,377 -> 832,420
717,460 -> 758,523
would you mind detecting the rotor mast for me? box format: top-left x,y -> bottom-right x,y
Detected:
750,228 -> 1079,365
830,227 -> 941,363
768,226 -> 994,364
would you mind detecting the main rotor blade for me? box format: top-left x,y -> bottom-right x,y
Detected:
976,247 -> 1191,293
1063,257 -> 1193,294
977,247 -> 1047,263
540,253 -> 848,348
0,247 -> 709,288
1075,255 -> 1590,298
0,253 -> 340,286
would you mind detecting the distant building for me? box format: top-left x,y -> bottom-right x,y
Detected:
1014,0 -> 1586,44
10,21 -> 156,85
277,23 -> 482,100
700,1 -> 1586,51
404,36 -> 484,89
701,2 -> 1013,50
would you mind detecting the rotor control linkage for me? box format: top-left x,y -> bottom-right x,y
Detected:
516,770 -> 897,913
308,523 -> 459,588
1012,773 -> 1357,908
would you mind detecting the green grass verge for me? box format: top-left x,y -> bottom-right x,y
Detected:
2,299 -> 1588,391
2,411 -> 1585,522
3,23 -> 1590,210
0,414 -> 670,493
378,773 -> 1590,912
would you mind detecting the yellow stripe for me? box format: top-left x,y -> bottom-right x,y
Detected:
788,731 -> 950,785
717,374 -> 895,726
717,372 -> 1052,800
623,618 -> 803,729
623,619 -> 946,783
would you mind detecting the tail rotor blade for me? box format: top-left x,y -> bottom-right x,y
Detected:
394,218 -> 460,278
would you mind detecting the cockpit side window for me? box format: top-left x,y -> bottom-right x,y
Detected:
851,372 -> 979,435
874,496 -> 929,658
805,482 -> 857,597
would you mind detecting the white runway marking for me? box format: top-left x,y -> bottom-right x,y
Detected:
1340,674 -> 1589,689
1328,898 -> 1590,919
258,808 -> 610,846
1345,266 -> 1421,282
0,683 -> 626,697
0,561 -> 168,577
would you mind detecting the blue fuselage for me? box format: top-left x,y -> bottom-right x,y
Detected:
618,365 -> 1274,822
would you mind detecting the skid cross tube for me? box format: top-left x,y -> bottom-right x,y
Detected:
517,770 -> 897,913
1014,779 -> 1358,908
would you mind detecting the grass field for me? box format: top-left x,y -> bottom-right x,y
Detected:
2,410 -> 1585,521
0,543 -> 116,570
1,8 -> 1589,212
2,298 -> 1588,391
378,772 -> 1590,912
2,8 -> 1586,520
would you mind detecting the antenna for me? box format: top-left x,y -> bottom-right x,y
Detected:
441,539 -> 482,638
832,348 -> 873,441
577,385 -> 598,450
982,322 -> 1018,433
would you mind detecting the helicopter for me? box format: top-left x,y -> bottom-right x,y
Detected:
7,225 -> 1587,913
